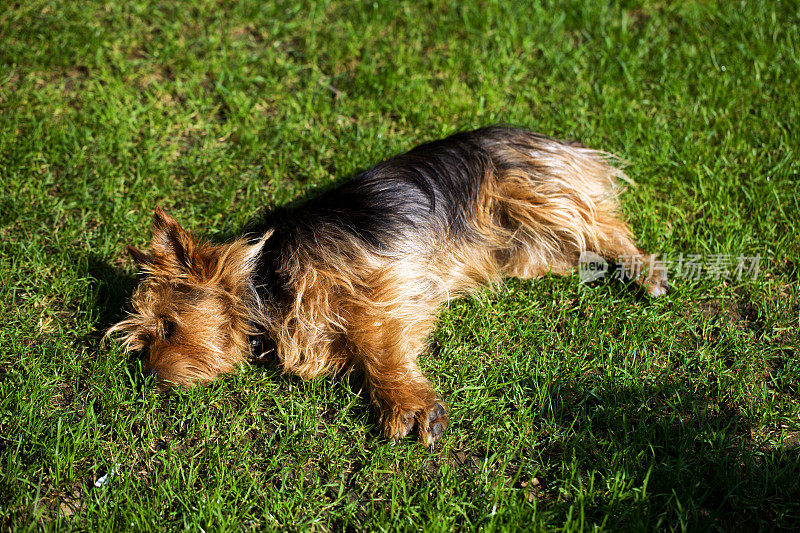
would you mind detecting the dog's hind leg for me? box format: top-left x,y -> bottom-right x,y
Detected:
483,132 -> 669,296
496,187 -> 669,296
585,220 -> 670,297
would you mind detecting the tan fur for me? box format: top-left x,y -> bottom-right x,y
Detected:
107,207 -> 268,388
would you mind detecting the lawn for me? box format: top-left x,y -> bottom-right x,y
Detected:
1,0 -> 798,530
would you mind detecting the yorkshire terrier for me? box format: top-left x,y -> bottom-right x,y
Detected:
108,126 -> 668,445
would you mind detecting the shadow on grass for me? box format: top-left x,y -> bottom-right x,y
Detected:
81,252 -> 144,374
530,377 -> 800,529
84,253 -> 137,336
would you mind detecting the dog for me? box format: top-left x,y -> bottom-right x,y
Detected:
108,126 -> 668,445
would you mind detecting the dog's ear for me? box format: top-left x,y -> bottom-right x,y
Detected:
126,245 -> 151,265
240,230 -> 272,267
150,206 -> 197,272
207,231 -> 273,290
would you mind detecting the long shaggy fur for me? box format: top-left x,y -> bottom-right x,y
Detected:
109,126 -> 668,445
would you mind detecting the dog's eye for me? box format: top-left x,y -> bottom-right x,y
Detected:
160,319 -> 177,340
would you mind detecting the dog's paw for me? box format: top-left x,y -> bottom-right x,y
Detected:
387,401 -> 448,446
644,267 -> 670,298
647,277 -> 670,298
389,412 -> 418,443
417,401 -> 447,447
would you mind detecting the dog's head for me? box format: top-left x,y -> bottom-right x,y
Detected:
107,207 -> 267,389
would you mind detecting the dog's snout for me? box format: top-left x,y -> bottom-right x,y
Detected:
144,369 -> 159,382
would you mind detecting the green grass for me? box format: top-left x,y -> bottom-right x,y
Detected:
1,0 -> 799,530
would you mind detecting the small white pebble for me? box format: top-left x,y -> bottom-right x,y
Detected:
94,468 -> 116,488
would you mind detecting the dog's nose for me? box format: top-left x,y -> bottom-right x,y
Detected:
144,370 -> 159,382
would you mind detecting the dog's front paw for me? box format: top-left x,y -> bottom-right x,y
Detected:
417,401 -> 447,447
388,411 -> 418,443
386,401 -> 448,446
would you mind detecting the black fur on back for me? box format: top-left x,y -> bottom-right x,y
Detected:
249,126 -> 547,300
